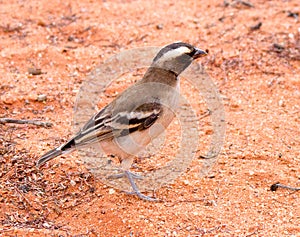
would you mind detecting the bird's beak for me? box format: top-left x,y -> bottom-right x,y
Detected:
192,48 -> 208,59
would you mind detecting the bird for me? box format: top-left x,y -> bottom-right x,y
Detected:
37,42 -> 208,201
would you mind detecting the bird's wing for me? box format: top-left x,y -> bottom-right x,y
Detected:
73,102 -> 163,147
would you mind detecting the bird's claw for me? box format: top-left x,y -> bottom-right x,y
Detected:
122,190 -> 159,202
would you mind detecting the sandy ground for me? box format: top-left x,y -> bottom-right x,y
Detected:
0,0 -> 299,236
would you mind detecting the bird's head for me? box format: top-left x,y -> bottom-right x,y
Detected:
151,42 -> 208,76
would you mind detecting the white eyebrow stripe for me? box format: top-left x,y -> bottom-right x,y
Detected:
158,46 -> 192,62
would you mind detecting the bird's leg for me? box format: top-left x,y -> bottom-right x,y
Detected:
107,156 -> 144,179
124,170 -> 158,202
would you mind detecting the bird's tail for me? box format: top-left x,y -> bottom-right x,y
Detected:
36,138 -> 76,167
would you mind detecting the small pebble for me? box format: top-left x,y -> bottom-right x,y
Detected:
28,67 -> 42,75
278,99 -> 285,107
156,24 -> 163,30
37,94 -> 47,102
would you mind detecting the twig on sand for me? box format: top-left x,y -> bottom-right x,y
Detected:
0,118 -> 53,128
270,182 -> 300,192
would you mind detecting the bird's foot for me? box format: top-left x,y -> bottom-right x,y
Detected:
124,171 -> 159,202
108,171 -> 143,180
107,171 -> 158,201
